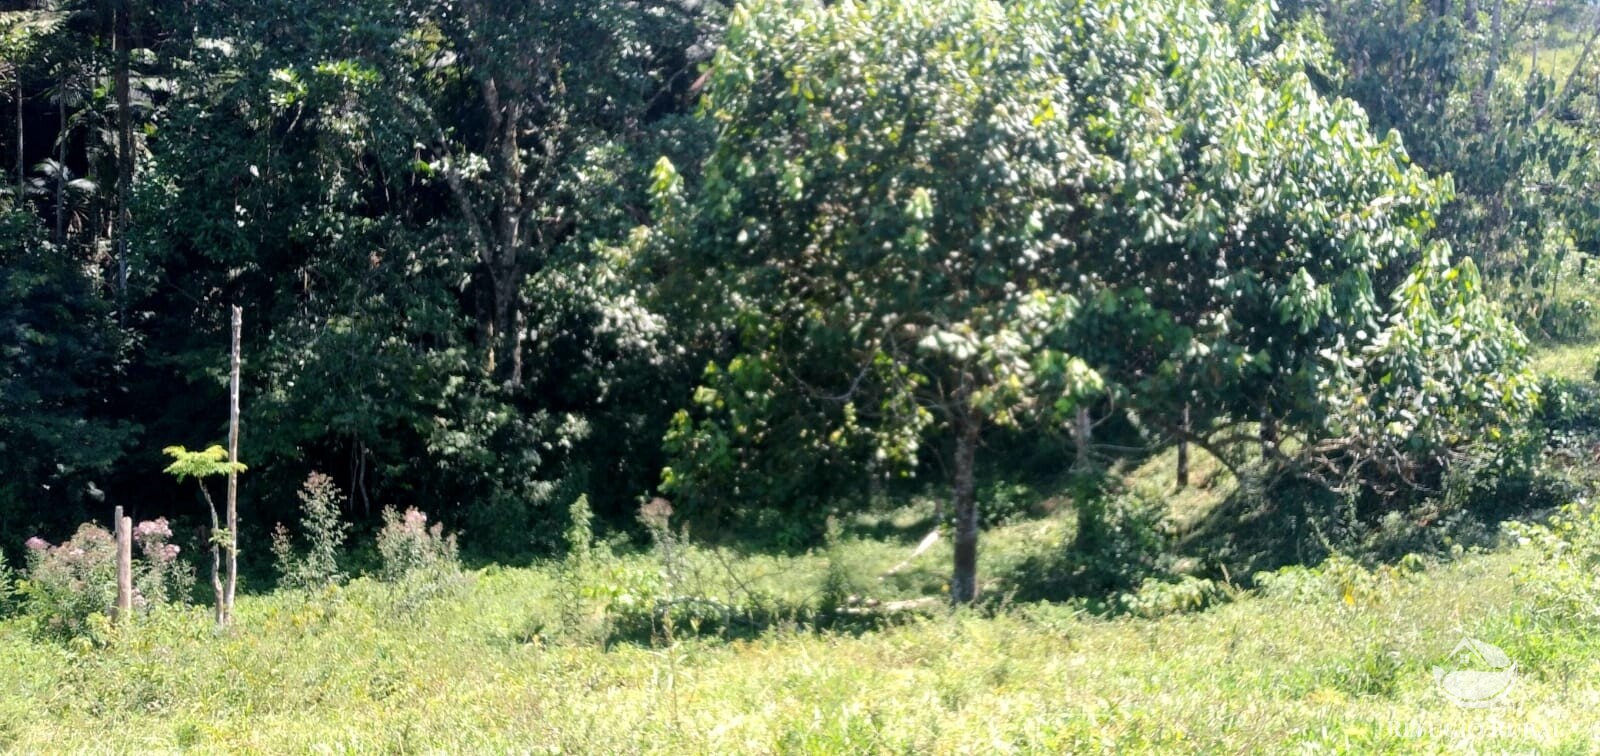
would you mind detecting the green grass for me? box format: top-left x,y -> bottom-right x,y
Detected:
2,527 -> 1598,752
3,330 -> 1597,752
1530,338 -> 1600,382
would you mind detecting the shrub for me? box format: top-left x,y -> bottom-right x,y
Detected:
19,520 -> 194,640
375,507 -> 465,609
1066,489 -> 1167,595
131,518 -> 194,607
22,528 -> 118,640
979,481 -> 1036,528
999,486 -> 1168,604
0,550 -> 16,617
600,499 -> 802,644
1251,552 -> 1426,607
20,525 -> 118,640
272,472 -> 350,590
1113,575 -> 1228,618
1507,504 -> 1600,626
551,494 -> 604,642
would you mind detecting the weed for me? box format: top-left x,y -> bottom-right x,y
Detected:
271,472 -> 350,590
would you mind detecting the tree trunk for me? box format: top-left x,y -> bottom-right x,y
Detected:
114,0 -> 134,324
1475,0 -> 1504,130
486,273 -> 522,386
54,70 -> 63,245
1176,403 -> 1190,489
205,489 -> 223,624
14,77 -> 21,199
1072,404 -> 1093,471
223,305 -> 241,624
1259,403 -> 1278,461
949,414 -> 981,605
114,506 -> 133,622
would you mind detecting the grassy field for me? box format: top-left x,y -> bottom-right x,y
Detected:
1530,338 -> 1600,382
1,517 -> 1597,753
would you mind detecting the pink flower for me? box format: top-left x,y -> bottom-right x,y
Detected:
160,543 -> 180,562
403,508 -> 428,529
25,537 -> 49,552
135,518 -> 173,541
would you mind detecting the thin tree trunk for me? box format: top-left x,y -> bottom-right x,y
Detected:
511,305 -> 524,386
204,488 -> 223,624
1476,0 -> 1504,130
224,305 -> 241,624
1072,404 -> 1093,471
1259,403 -> 1278,460
949,413 -> 981,605
1176,403 -> 1190,489
14,77 -> 21,199
1538,5 -> 1600,122
54,69 -> 63,244
114,0 -> 134,324
114,506 -> 133,622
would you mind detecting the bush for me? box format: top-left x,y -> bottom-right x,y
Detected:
0,551 -> 16,617
375,507 -> 466,609
1251,552 -> 1427,607
19,520 -> 193,641
1507,504 -> 1600,626
999,485 -> 1168,604
1067,489 -> 1167,595
1112,575 -> 1228,618
979,481 -> 1036,528
131,518 -> 194,607
272,472 -> 350,590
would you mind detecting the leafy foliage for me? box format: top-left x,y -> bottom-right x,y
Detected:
375,507 -> 466,610
661,0 -> 1535,599
271,472 -> 350,591
160,445 -> 245,482
0,208 -> 133,545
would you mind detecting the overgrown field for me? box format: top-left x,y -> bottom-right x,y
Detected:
4,333 -> 1600,754
2,515 -> 1599,753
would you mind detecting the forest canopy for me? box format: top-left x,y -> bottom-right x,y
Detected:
0,0 -> 1583,601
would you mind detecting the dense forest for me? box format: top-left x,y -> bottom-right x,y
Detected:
2,0 -> 1598,606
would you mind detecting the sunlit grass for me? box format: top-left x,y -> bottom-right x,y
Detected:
1530,338 -> 1600,382
1,530 -> 1594,752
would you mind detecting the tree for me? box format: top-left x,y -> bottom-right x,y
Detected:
662,0 -> 1534,602
1292,0 -> 1600,339
0,205 -> 133,546
663,0 -> 1116,602
161,444 -> 245,624
121,0 -> 720,550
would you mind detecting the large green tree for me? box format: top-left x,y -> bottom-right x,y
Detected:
662,0 -> 1534,602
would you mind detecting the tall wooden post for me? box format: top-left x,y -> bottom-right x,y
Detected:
114,506 -> 133,622
223,305 -> 241,624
